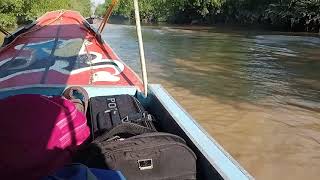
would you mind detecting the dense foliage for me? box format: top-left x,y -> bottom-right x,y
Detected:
1,0 -> 319,32
96,0 -> 320,32
266,0 -> 320,32
0,0 -> 92,28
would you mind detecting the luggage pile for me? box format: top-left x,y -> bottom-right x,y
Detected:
0,87 -> 197,180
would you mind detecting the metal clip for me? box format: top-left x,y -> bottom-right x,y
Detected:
138,159 -> 153,170
106,136 -> 121,142
121,116 -> 130,123
104,109 -> 111,113
142,112 -> 146,118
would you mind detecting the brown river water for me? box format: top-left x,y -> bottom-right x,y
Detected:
102,24 -> 320,180
1,24 -> 319,179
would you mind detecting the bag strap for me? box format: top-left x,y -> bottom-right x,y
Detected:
121,112 -> 157,130
94,123 -> 156,142
121,111 -> 149,123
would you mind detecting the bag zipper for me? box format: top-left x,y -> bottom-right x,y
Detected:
102,141 -> 197,160
99,133 -> 194,156
99,132 -> 186,146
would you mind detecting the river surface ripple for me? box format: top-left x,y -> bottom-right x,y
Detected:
102,24 -> 320,180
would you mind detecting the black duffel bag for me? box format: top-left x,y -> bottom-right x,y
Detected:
73,124 -> 197,180
89,95 -> 156,139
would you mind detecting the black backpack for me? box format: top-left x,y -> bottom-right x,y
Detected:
73,124 -> 197,180
89,95 -> 156,139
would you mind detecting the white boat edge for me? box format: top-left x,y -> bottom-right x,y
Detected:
145,84 -> 254,180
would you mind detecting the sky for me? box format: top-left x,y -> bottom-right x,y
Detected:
90,0 -> 105,14
91,0 -> 105,7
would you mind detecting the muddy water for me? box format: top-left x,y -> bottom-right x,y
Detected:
103,24 -> 320,179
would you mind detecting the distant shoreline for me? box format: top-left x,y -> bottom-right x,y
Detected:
1,21 -> 319,47
103,20 -> 320,37
104,15 -> 320,35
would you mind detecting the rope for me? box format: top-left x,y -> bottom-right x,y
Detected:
97,0 -> 118,34
0,26 -> 12,36
83,39 -> 95,85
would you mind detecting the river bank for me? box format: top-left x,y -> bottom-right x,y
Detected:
97,0 -> 320,34
157,25 -> 320,37
1,23 -> 319,47
108,14 -> 320,35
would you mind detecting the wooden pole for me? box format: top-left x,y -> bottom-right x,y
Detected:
98,0 -> 118,33
0,26 -> 11,36
133,0 -> 148,97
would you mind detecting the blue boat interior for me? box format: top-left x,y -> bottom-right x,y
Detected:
0,84 -> 252,180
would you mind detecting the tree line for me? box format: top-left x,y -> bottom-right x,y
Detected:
96,0 -> 320,33
0,0 -> 92,29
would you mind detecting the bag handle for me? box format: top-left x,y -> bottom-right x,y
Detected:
94,123 -> 156,142
63,86 -> 89,114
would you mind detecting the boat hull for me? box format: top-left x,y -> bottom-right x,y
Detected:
0,10 -> 143,91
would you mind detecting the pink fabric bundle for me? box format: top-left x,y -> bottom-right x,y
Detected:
0,94 -> 90,180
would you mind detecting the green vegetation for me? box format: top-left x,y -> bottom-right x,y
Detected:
0,0 -> 318,32
0,0 -> 92,29
96,0 -> 320,32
